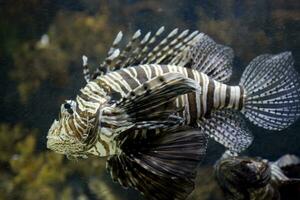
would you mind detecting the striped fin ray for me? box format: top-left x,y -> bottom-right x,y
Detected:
114,30 -> 142,69
94,27 -> 203,79
120,31 -> 152,67
141,28 -> 179,63
153,30 -> 202,65
108,31 -> 123,56
240,52 -> 300,130
188,34 -> 234,83
106,127 -> 208,200
197,110 -> 253,153
116,72 -> 200,110
97,27 -> 164,75
132,27 -> 200,65
114,72 -> 201,129
140,29 -> 202,65
82,55 -> 90,83
140,28 -> 192,64
98,31 -> 123,75
134,26 -> 165,63
169,30 -> 201,65
148,29 -> 188,63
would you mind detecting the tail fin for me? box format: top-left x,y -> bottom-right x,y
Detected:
239,52 -> 300,130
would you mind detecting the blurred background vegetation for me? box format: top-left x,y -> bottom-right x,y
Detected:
0,0 -> 299,199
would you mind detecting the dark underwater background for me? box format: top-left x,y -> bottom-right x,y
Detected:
0,0 -> 299,199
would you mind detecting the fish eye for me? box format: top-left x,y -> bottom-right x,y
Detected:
63,103 -> 74,115
64,103 -> 71,109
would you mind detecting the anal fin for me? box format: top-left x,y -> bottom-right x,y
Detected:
197,110 -> 253,153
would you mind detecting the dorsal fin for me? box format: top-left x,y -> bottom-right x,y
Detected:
98,27 -> 165,74
114,29 -> 142,70
187,34 -> 234,83
82,55 -> 90,83
134,26 -> 165,64
97,31 -> 123,75
141,28 -> 179,64
92,27 -> 202,78
88,28 -> 234,83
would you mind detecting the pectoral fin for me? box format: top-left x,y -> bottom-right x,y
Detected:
106,127 -> 207,200
114,72 -> 201,128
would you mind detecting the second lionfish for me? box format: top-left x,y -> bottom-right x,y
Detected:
215,154 -> 300,200
46,27 -> 300,199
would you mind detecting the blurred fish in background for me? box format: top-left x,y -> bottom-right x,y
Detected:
215,154 -> 300,200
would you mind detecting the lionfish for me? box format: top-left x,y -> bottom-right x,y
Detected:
215,154 -> 300,200
46,27 -> 300,199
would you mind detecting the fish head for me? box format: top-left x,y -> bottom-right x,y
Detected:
217,157 -> 271,188
46,100 -> 94,159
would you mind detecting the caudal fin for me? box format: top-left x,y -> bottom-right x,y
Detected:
240,52 -> 300,130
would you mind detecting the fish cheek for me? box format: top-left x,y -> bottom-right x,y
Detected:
67,117 -> 82,140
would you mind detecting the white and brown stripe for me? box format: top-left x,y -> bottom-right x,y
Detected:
74,64 -> 246,156
96,64 -> 245,123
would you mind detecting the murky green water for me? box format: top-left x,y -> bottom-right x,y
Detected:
0,1 -> 299,199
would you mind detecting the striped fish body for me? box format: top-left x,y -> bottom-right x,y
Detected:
96,64 -> 244,123
80,64 -> 244,156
